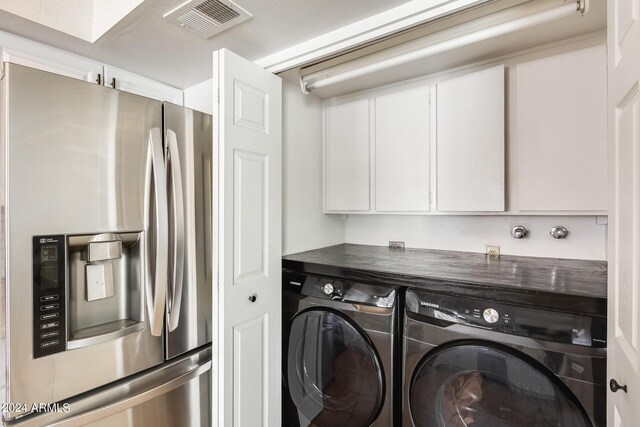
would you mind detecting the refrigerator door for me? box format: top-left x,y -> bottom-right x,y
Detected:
5,347 -> 211,427
163,103 -> 213,359
1,64 -> 164,418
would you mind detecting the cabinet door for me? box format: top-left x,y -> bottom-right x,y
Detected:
436,66 -> 505,212
325,99 -> 370,212
0,46 -> 102,83
375,86 -> 430,212
104,65 -> 184,104
515,45 -> 607,212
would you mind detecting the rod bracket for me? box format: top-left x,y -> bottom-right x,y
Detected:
299,75 -> 311,95
577,0 -> 589,16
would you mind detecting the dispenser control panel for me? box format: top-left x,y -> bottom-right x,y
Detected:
33,235 -> 66,358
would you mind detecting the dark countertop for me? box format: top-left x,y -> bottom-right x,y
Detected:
282,244 -> 608,318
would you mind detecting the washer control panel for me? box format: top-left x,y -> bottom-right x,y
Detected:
282,271 -> 397,308
32,235 -> 66,358
406,289 -> 606,348
456,301 -> 514,331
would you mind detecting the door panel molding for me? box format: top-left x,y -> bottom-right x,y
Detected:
234,80 -> 270,134
233,150 -> 269,284
233,314 -> 268,427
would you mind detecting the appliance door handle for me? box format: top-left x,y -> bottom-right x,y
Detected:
166,129 -> 185,332
144,128 -> 168,337
46,361 -> 212,427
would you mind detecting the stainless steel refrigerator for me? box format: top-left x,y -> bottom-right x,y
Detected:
0,63 -> 212,426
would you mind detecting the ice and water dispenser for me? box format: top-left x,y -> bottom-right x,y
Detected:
33,232 -> 145,358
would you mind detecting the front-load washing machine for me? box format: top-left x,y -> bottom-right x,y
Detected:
403,288 -> 606,427
282,271 -> 400,426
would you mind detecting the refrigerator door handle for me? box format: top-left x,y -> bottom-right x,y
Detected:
144,128 -> 169,337
166,129 -> 185,332
46,361 -> 212,427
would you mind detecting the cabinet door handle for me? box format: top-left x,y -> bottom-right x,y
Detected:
111,77 -> 116,89
610,379 -> 628,393
248,294 -> 257,303
96,73 -> 102,85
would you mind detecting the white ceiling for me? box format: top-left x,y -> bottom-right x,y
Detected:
0,0 -> 411,89
0,0 -> 144,42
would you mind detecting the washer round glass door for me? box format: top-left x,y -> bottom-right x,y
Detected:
410,342 -> 592,427
287,309 -> 384,427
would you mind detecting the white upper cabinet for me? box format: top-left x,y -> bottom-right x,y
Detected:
436,65 -> 505,212
514,45 -> 607,212
325,98 -> 370,212
0,31 -> 184,104
104,65 -> 184,105
322,43 -> 606,216
375,86 -> 430,212
0,37 -> 102,84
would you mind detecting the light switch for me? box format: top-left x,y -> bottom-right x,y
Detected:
86,262 -> 115,301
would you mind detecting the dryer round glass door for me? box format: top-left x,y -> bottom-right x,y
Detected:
409,342 -> 592,427
287,309 -> 384,427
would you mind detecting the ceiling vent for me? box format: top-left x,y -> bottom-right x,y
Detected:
164,0 -> 252,39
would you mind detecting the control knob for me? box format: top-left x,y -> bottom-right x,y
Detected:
483,308 -> 499,324
323,283 -> 342,301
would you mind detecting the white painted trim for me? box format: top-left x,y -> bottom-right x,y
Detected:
254,0 -> 491,73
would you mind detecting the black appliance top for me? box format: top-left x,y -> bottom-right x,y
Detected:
282,244 -> 607,318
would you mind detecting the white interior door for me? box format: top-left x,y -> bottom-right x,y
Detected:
608,0 -> 640,425
212,48 -> 282,427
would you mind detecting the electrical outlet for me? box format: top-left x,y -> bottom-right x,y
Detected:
486,245 -> 500,258
389,241 -> 405,250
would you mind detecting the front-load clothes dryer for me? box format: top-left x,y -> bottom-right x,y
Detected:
403,288 -> 606,427
282,271 -> 400,427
